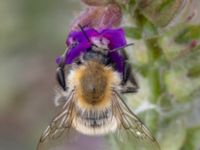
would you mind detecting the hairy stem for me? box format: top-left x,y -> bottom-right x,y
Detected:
134,10 -> 163,134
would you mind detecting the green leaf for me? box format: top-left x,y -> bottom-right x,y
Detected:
124,27 -> 142,39
136,0 -> 184,27
160,120 -> 187,150
142,21 -> 158,39
181,126 -> 200,150
187,63 -> 200,78
133,64 -> 149,77
175,25 -> 200,44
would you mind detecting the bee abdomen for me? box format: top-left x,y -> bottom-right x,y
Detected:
73,110 -> 118,135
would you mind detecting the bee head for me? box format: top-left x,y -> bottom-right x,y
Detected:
82,49 -> 110,65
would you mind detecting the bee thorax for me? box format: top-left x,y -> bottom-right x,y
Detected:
67,61 -> 121,109
79,62 -> 108,104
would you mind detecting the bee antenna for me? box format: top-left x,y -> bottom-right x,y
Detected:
110,43 -> 134,53
78,24 -> 100,49
58,48 -> 68,67
78,24 -> 91,43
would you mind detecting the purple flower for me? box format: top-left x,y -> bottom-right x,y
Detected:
56,28 -> 127,74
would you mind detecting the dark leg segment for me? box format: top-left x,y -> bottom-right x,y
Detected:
56,66 -> 66,91
121,61 -> 139,93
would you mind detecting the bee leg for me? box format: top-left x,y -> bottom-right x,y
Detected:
129,68 -> 139,90
120,49 -> 128,61
56,55 -> 81,91
122,61 -> 130,84
121,87 -> 137,93
121,62 -> 139,93
56,66 -> 67,91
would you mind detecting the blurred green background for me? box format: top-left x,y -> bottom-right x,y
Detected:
1,0 -> 200,150
0,0 -> 108,150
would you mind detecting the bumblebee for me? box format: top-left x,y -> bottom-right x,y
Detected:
37,26 -> 160,150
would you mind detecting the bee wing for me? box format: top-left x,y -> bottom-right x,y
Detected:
112,91 -> 160,150
37,89 -> 75,150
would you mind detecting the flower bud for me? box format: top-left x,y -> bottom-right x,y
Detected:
81,0 -> 113,6
70,3 -> 122,31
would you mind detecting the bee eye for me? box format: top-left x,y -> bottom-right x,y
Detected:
56,67 -> 66,91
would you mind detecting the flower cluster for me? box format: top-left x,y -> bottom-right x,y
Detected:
56,27 -> 127,74
70,3 -> 122,31
56,0 -> 127,75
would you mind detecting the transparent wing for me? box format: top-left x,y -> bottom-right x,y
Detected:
37,89 -> 75,150
112,90 -> 160,150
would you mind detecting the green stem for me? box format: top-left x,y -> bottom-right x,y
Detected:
145,38 -> 162,134
145,38 -> 163,103
134,10 -> 163,134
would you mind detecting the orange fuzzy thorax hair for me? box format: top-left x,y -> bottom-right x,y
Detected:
67,61 -> 121,110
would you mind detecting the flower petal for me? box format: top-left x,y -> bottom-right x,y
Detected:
100,28 -> 126,49
57,28 -> 127,75
109,51 -> 124,74
66,28 -> 98,46
65,42 -> 91,64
